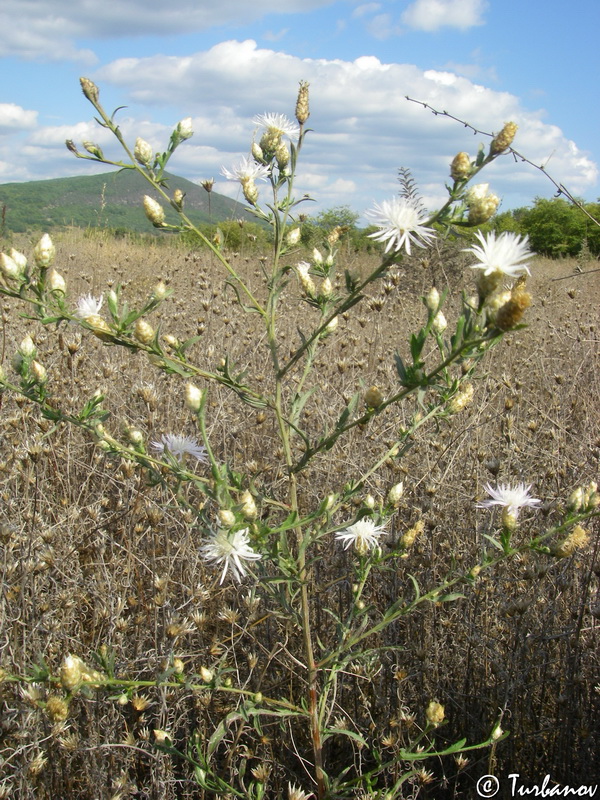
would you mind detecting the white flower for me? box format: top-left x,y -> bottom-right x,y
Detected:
365,197 -> 436,255
288,783 -> 314,800
476,482 -> 541,518
464,231 -> 533,278
75,293 -> 104,319
150,433 -> 207,463
221,156 -> 270,183
335,519 -> 387,554
200,527 -> 261,584
253,113 -> 300,138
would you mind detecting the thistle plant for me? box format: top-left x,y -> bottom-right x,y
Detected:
0,78 -> 598,799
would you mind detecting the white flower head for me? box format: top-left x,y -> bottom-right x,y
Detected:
477,482 -> 541,518
288,783 -> 314,800
464,231 -> 533,278
365,197 -> 436,255
221,156 -> 270,183
150,433 -> 207,463
200,527 -> 261,584
253,113 -> 300,139
336,518 -> 387,555
75,293 -> 104,319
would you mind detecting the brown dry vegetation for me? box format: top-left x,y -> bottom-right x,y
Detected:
0,228 -> 599,799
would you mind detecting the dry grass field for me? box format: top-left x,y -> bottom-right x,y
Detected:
0,228 -> 598,799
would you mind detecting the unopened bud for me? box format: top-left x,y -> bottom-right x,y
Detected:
387,482 -> 404,507
240,489 -> 258,520
30,360 -> 47,384
251,142 -> 264,163
426,701 -> 445,726
47,268 -> 66,294
134,137 -> 154,166
490,121 -> 518,155
33,234 -> 55,268
450,151 -> 472,181
286,227 -> 301,246
218,509 -> 236,527
19,335 -> 36,358
143,196 -> 166,227
1,252 -> 22,280
82,141 -> 104,159
295,80 -> 310,125
276,142 -> 290,170
297,262 -> 316,298
61,655 -> 84,691
425,286 -> 440,312
200,666 -> 213,683
325,316 -> 338,334
152,281 -> 168,300
134,319 -> 155,344
242,179 -> 259,205
173,188 -> 185,209
185,383 -> 203,412
365,385 -> 383,409
432,311 -> 447,334
176,117 -> 193,140
320,276 -> 333,298
80,77 -> 99,105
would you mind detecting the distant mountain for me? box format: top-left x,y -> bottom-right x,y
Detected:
0,170 -> 255,234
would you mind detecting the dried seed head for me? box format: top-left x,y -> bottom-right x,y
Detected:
45,695 -> 70,723
240,489 -> 258,520
495,279 -> 531,330
365,385 -> 384,409
402,519 -> 424,548
554,525 -> 589,558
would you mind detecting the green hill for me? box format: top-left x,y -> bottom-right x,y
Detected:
0,170 -> 255,234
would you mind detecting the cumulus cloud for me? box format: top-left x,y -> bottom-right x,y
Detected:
402,0 -> 488,31
0,0 -> 336,61
5,41 -> 597,214
0,104 -> 38,133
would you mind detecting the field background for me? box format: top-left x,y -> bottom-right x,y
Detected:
0,228 -> 598,798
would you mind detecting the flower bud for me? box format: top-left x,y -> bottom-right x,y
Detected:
320,276 -> 333,298
364,494 -> 375,509
432,311 -> 447,334
1,252 -> 22,280
200,666 -> 213,683
10,248 -> 28,272
286,227 -> 301,246
134,137 -> 154,166
19,335 -> 36,358
185,383 -> 203,411
61,655 -> 84,691
30,360 -> 46,385
33,234 -> 55,268
127,428 -> 144,446
325,316 -> 338,334
297,262 -> 316,298
387,482 -> 404,507
450,151 -> 472,181
85,314 -> 113,341
425,287 -> 440,312
218,509 -> 236,527
134,319 -> 155,344
276,142 -> 290,170
143,196 -> 166,227
173,188 -> 185,209
567,487 -> 584,513
47,268 -> 66,294
240,489 -> 258,520
242,179 -> 259,205
251,142 -> 264,163
426,701 -> 445,726
80,77 -> 99,105
176,117 -> 193,140
295,80 -> 310,125
82,141 -> 104,159
490,121 -> 518,155
365,385 -> 383,409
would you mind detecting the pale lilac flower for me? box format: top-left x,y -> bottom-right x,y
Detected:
253,113 -> 300,139
464,231 -> 533,278
221,156 -> 270,183
365,197 -> 436,255
75,293 -> 104,319
200,527 -> 261,583
150,433 -> 207,463
476,483 -> 541,518
335,519 -> 387,554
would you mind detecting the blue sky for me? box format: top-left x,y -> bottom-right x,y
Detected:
0,0 -> 598,220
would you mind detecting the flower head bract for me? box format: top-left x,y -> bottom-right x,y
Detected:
200,527 -> 261,584
150,433 -> 207,463
464,231 -> 533,278
335,519 -> 387,555
365,197 -> 436,255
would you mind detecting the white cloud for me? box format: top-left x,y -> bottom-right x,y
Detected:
0,104 -> 38,133
352,3 -> 382,18
3,41 -> 597,216
402,0 -> 488,31
0,0 -> 337,61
